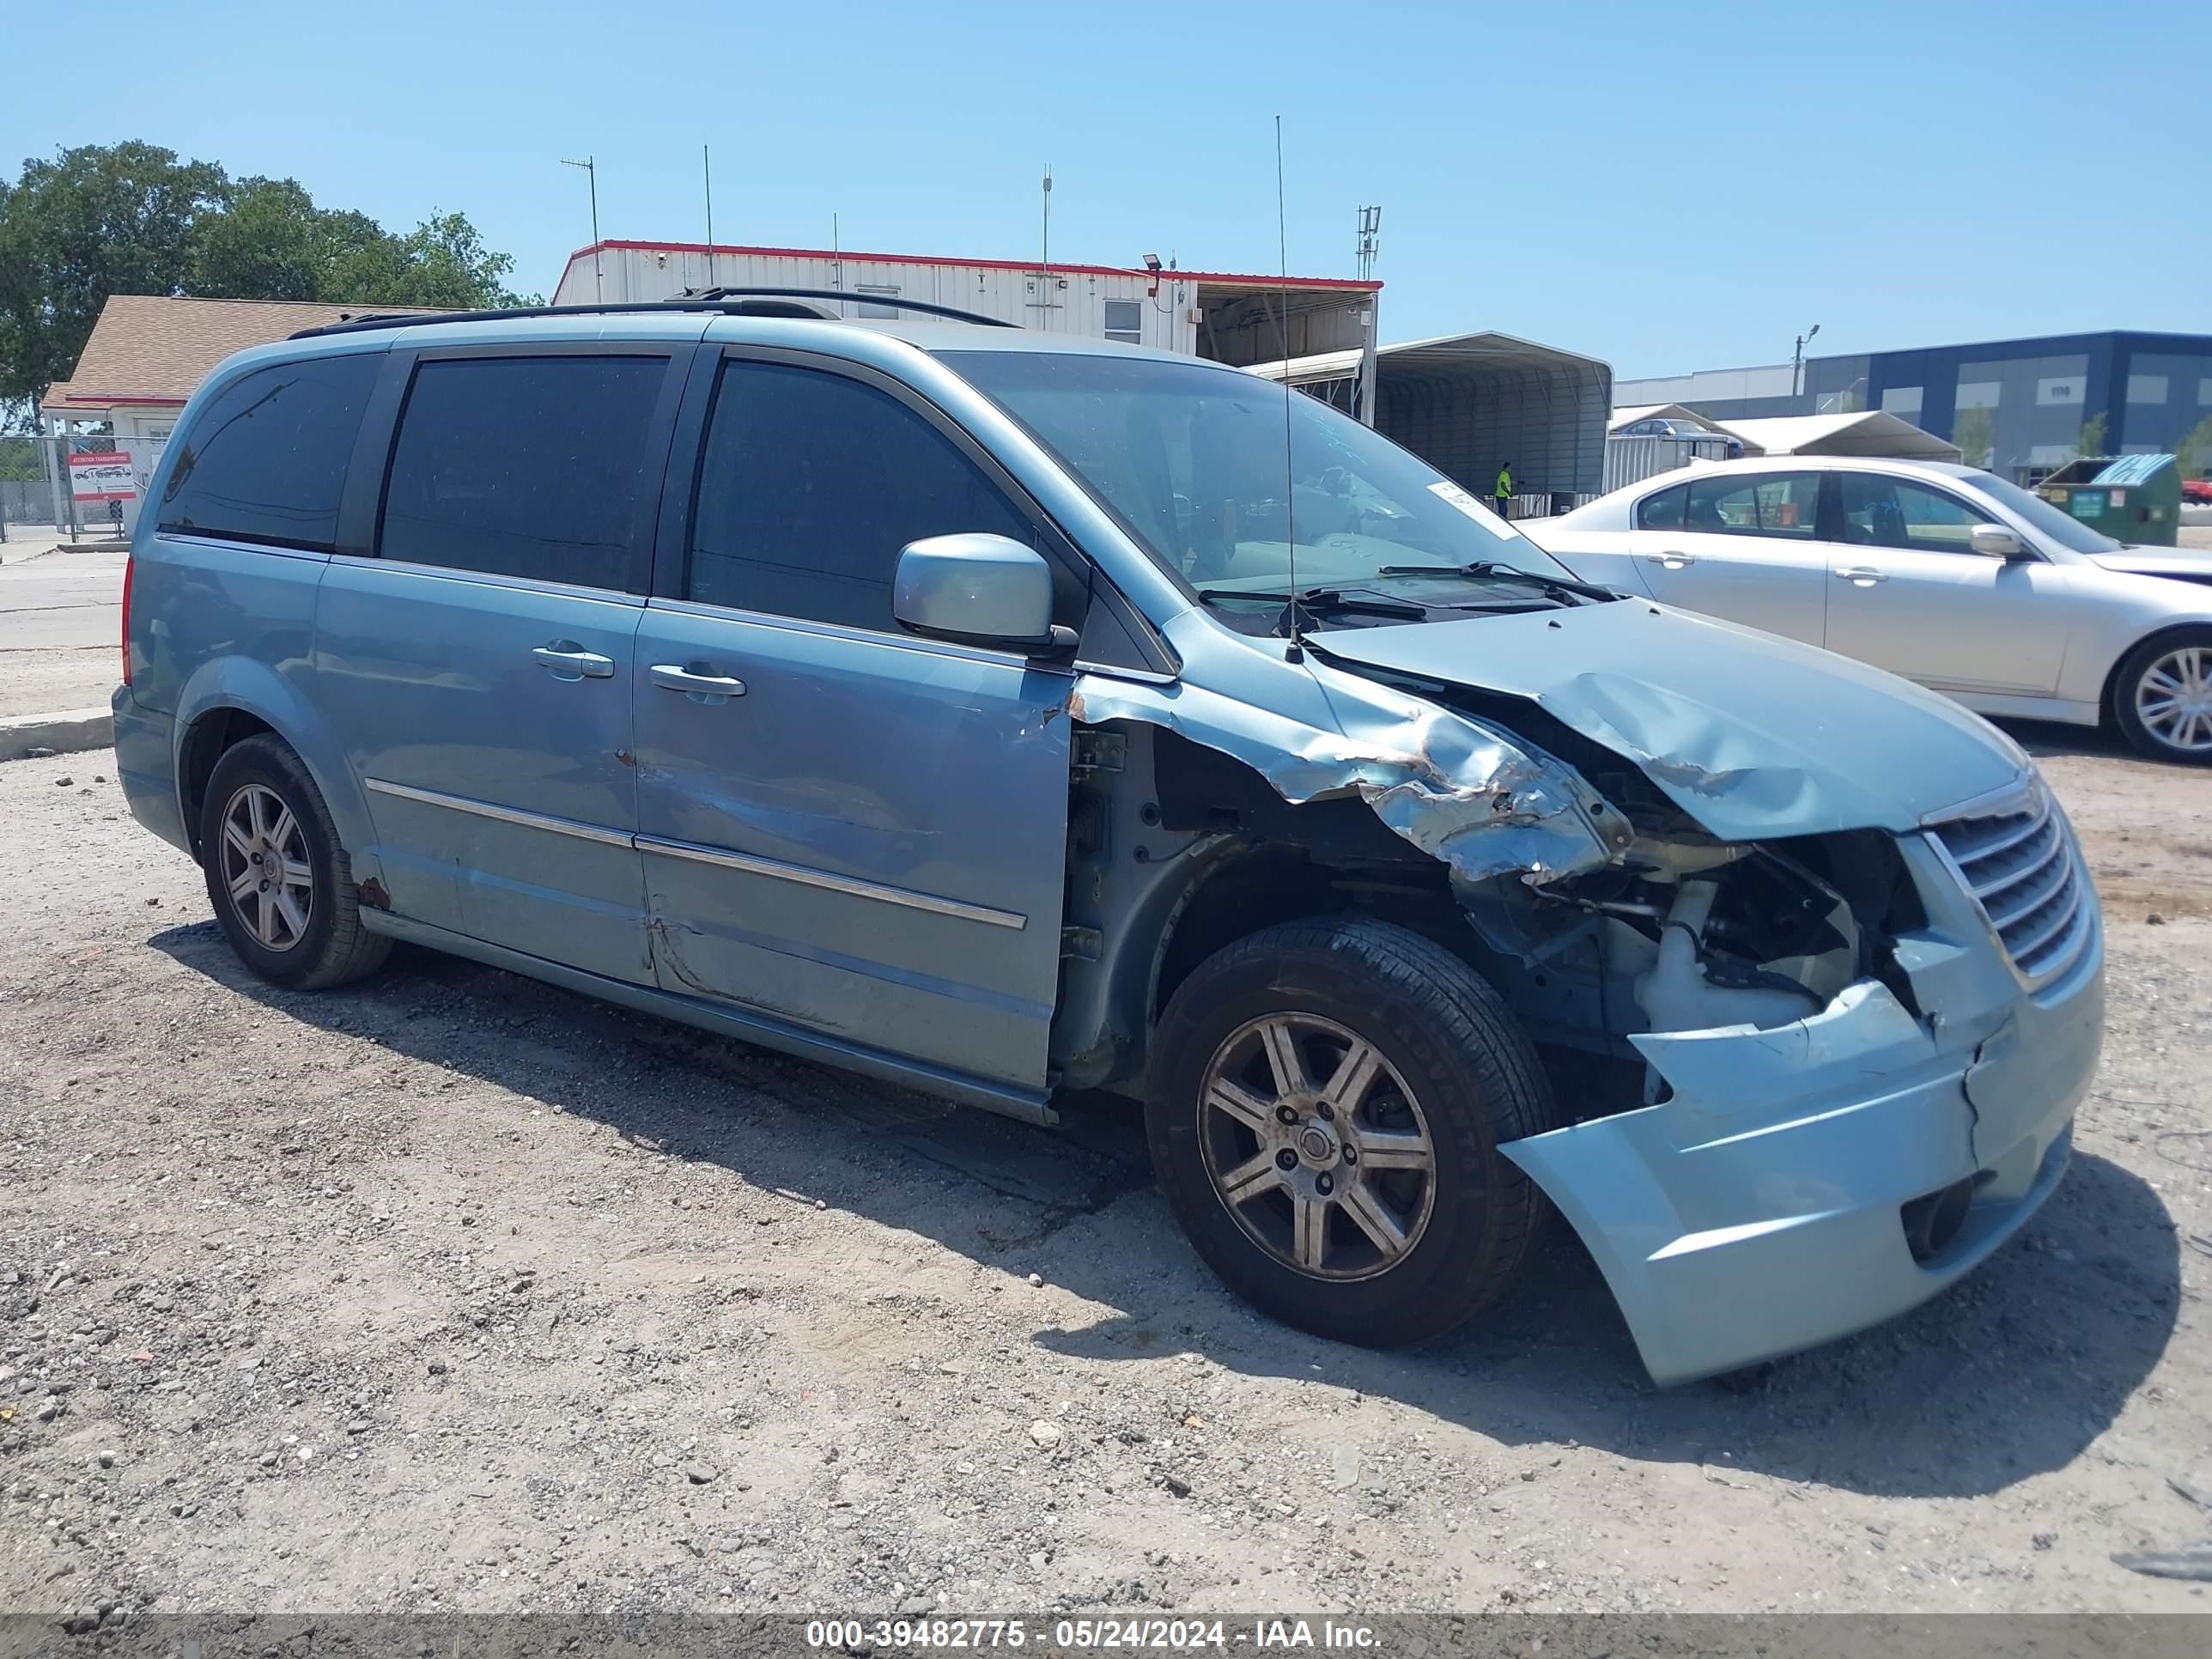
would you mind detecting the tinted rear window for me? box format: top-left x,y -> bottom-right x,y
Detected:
379,356 -> 667,588
158,353 -> 380,550
1637,483 -> 1687,530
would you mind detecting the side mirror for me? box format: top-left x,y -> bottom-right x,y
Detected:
1969,523 -> 2025,560
893,534 -> 1071,654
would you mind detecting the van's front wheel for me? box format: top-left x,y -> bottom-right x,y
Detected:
1146,917 -> 1554,1347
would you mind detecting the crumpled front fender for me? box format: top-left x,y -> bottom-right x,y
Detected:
1067,641 -> 1627,890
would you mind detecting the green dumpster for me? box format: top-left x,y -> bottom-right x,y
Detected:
2038,453 -> 2181,547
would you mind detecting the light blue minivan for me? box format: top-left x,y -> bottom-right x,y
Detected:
114,295 -> 2103,1384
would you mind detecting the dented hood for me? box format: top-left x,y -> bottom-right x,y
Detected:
1310,600 -> 2027,840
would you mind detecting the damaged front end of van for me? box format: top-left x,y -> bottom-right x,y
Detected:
1056,601 -> 2101,1385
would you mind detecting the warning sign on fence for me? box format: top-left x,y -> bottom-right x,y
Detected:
68,451 -> 137,502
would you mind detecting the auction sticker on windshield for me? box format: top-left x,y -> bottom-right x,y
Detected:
1428,480 -> 1496,520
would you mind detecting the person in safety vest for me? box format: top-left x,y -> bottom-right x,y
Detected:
1493,461 -> 1515,520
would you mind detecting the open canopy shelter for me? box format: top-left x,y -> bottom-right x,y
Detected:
1252,331 -> 1613,505
1714,411 -> 1963,462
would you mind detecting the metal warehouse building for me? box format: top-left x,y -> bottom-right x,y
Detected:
1619,329 -> 2212,483
550,240 -> 1611,509
1253,333 -> 1612,514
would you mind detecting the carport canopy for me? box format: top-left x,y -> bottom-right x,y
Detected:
1608,403 -> 1733,436
1251,331 -> 1613,498
1713,411 -> 1963,462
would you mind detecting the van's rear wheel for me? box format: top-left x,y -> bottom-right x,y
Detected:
198,734 -> 391,989
1146,917 -> 1554,1347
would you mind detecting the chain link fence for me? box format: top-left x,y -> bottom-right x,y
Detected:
0,433 -> 168,544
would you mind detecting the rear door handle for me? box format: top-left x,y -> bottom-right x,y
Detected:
650,662 -> 748,702
1644,550 -> 1695,569
532,644 -> 616,680
1833,566 -> 1889,585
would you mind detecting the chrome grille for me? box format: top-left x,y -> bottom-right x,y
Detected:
1929,781 -> 2093,986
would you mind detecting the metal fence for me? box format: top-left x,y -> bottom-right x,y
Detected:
1601,433 -> 1734,495
0,433 -> 167,543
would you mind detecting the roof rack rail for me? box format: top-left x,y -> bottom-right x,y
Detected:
290,288 -> 1017,340
684,287 -> 1015,327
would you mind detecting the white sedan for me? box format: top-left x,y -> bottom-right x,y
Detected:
1522,455 -> 2212,763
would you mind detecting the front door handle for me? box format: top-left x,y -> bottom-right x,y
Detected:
1644,550 -> 1695,569
650,662 -> 748,703
532,643 -> 616,680
1833,566 -> 1889,586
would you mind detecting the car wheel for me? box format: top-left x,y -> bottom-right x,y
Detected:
1146,916 -> 1556,1347
2113,629 -> 2212,764
198,734 -> 392,989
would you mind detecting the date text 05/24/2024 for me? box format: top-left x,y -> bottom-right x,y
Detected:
804,1618 -> 1381,1650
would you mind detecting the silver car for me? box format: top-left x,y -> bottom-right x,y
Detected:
114,303 -> 2100,1386
1525,455 -> 2212,762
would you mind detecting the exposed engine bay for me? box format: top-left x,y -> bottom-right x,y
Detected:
1054,653 -> 1936,1124
1050,708 -> 1930,1127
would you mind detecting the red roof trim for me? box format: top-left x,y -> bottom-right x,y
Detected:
561,240 -> 1381,294
42,392 -> 190,407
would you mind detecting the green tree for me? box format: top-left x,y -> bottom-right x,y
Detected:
326,210 -> 541,309
2076,411 -> 2108,459
1952,404 -> 1995,469
0,141 -> 227,407
185,175 -> 327,300
2172,413 -> 2212,483
3,143 -> 539,416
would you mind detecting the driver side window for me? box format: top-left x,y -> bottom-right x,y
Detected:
1839,473 -> 1984,554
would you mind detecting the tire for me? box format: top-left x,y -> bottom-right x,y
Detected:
2112,629 -> 2212,764
198,734 -> 392,989
1146,915 -> 1556,1348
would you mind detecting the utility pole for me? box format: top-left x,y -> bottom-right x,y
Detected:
1792,321 -> 1820,400
1041,165 -> 1053,270
562,156 -> 601,301
1355,204 -> 1382,428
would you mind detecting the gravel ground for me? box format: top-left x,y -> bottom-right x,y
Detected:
1,732 -> 2208,1620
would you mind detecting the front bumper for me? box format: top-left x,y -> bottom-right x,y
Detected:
1502,832 -> 2104,1386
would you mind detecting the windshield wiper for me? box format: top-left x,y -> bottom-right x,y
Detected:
1197,586 -> 1428,624
1373,560 -> 1619,604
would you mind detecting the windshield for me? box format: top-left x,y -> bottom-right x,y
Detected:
941,352 -> 1575,605
1964,469 -> 2122,555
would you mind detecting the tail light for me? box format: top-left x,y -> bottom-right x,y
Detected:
120,554 -> 134,686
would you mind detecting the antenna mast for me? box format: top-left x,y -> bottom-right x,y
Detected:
1276,116 -> 1303,662
1356,204 -> 1381,282
561,156 -> 601,301
703,146 -> 715,287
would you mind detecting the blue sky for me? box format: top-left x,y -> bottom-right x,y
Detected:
5,0 -> 2203,377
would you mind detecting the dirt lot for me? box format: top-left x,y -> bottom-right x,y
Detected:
2,729 -> 2209,1620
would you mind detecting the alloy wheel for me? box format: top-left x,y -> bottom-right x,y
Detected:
2136,645 -> 2212,754
1196,1012 -> 1437,1281
218,782 -> 313,952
